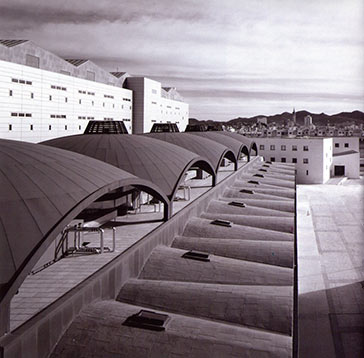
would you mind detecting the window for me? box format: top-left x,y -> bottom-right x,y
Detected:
79,125 -> 81,130
259,144 -> 265,150
335,143 -> 339,148
79,99 -> 82,104
303,158 -> 309,164
65,97 -> 68,103
281,158 -> 286,163
11,78 -> 18,83
344,143 -> 349,148
30,93 -> 34,99
65,125 -> 67,130
11,112 -> 17,116
270,145 -> 275,150
9,90 -> 12,96
49,125 -> 52,130
270,157 -> 275,162
303,145 -> 309,151
306,170 -> 309,175
8,124 -> 12,131
30,124 -> 33,130
292,145 -> 297,151
26,54 -> 40,68
92,101 -> 94,106
281,145 -> 286,151
103,102 -> 105,107
292,158 -> 297,163
49,95 -> 52,101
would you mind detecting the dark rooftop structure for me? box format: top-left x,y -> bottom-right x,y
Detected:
150,123 -> 180,133
0,40 -> 28,48
84,120 -> 128,134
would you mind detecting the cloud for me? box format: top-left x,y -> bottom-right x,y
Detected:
0,0 -> 363,119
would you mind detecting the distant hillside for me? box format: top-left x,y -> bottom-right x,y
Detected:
190,110 -> 364,128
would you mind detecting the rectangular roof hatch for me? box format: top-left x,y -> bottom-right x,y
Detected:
228,201 -> 246,208
182,250 -> 210,262
123,310 -> 170,331
253,174 -> 264,178
240,189 -> 254,194
258,169 -> 267,172
210,219 -> 232,227
248,180 -> 259,185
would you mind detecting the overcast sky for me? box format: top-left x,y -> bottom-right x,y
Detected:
1,0 -> 363,121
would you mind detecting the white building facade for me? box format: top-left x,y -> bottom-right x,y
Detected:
254,137 -> 333,184
253,136 -> 360,183
125,77 -> 189,134
0,40 -> 189,142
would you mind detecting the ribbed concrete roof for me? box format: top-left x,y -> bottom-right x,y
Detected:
143,132 -> 237,172
189,132 -> 250,161
48,159 -> 297,357
51,300 -> 292,358
42,134 -> 215,201
0,139 -> 168,304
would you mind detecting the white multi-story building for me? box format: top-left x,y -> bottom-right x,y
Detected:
0,40 -> 189,142
125,77 -> 189,134
253,136 -> 360,183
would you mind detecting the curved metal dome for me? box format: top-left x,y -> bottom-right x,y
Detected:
218,132 -> 258,156
189,132 -> 250,161
42,134 -> 216,201
0,139 -> 169,311
143,132 -> 237,172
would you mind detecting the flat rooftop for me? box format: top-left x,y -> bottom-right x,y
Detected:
297,178 -> 364,357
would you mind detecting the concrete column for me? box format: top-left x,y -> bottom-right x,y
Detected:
0,300 -> 10,337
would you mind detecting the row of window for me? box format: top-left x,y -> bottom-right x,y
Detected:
50,114 -> 67,118
335,143 -> 349,148
9,90 -> 131,109
11,78 -> 32,85
78,116 -> 94,120
104,94 -> 114,99
51,85 -> 66,91
260,144 -> 309,151
78,90 -> 94,95
8,124 -> 82,131
268,157 -> 309,164
11,112 -> 32,117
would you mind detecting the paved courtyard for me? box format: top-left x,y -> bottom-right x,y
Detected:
297,179 -> 364,357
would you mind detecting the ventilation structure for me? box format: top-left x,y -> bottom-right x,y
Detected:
228,201 -> 246,208
182,250 -> 210,262
123,310 -> 170,331
210,219 -> 232,227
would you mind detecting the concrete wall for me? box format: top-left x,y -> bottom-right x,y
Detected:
253,137 -> 331,184
0,41 -> 124,87
0,60 -> 133,142
0,158 -> 262,358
